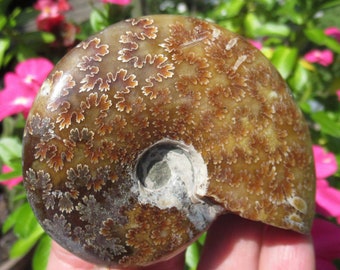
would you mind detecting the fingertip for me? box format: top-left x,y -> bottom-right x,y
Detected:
198,214 -> 264,270
47,241 -> 95,270
259,226 -> 316,270
47,241 -> 185,270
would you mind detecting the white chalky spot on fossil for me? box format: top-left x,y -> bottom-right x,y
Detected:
287,196 -> 308,214
268,91 -> 279,99
225,37 -> 238,50
212,28 -> 221,40
232,55 -> 247,71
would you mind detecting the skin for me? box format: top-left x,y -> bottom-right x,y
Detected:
47,214 -> 315,270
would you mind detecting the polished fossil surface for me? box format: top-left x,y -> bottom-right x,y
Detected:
23,15 -> 315,268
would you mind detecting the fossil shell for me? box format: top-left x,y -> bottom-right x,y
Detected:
23,15 -> 315,267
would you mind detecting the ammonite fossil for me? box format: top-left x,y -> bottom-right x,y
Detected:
23,15 -> 316,268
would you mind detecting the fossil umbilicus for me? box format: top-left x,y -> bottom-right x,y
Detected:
23,15 -> 315,268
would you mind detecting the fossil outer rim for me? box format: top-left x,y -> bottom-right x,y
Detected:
23,14 -> 316,267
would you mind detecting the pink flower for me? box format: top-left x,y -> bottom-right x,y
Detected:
312,218 -> 340,270
304,49 -> 334,66
313,145 -> 340,220
325,27 -> 340,43
36,9 -> 65,32
35,0 -> 71,12
60,21 -> 79,47
0,165 -> 23,189
0,58 -> 54,121
316,179 -> 340,217
101,0 -> 132,5
313,145 -> 338,179
34,0 -> 72,32
337,90 -> 340,101
248,39 -> 263,50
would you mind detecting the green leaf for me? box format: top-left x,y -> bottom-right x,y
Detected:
0,0 -> 11,14
15,7 -> 38,27
33,235 -> 51,270
1,117 -> 17,137
311,111 -> 340,138
7,7 -> 21,28
258,23 -> 290,37
2,202 -> 40,237
210,0 -> 245,19
0,37 -> 10,67
244,13 -> 262,38
275,0 -> 306,25
0,137 -> 22,164
10,224 -> 44,258
0,167 -> 22,181
2,203 -> 21,233
256,0 -> 276,10
22,31 -> 56,47
244,13 -> 290,38
185,241 -> 201,270
0,14 -> 7,30
13,203 -> 40,238
299,102 -> 311,114
40,32 -> 56,43
16,44 -> 37,61
90,8 -> 108,32
185,233 -> 206,269
222,0 -> 245,17
198,233 -> 207,245
270,46 -> 298,79
320,0 -> 340,9
289,60 -> 311,93
304,28 -> 340,53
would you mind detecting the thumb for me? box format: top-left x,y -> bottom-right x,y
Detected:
47,241 -> 95,270
47,240 -> 185,270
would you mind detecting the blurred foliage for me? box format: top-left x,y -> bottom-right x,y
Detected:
0,0 -> 340,269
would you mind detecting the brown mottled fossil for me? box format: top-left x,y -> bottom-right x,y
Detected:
23,15 -> 315,268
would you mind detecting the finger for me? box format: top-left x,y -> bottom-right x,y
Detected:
198,214 -> 264,270
47,241 -> 135,270
47,241 -> 95,270
48,241 -> 185,270
259,226 -> 315,270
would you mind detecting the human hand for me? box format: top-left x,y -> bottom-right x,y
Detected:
47,214 -> 315,270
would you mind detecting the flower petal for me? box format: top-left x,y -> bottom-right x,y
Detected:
15,57 -> 54,89
316,179 -> 340,217
101,0 -> 132,5
304,49 -> 334,67
0,57 -> 54,120
313,145 -> 338,179
0,165 -> 23,189
325,27 -> 340,43
248,39 -> 263,50
0,85 -> 34,120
